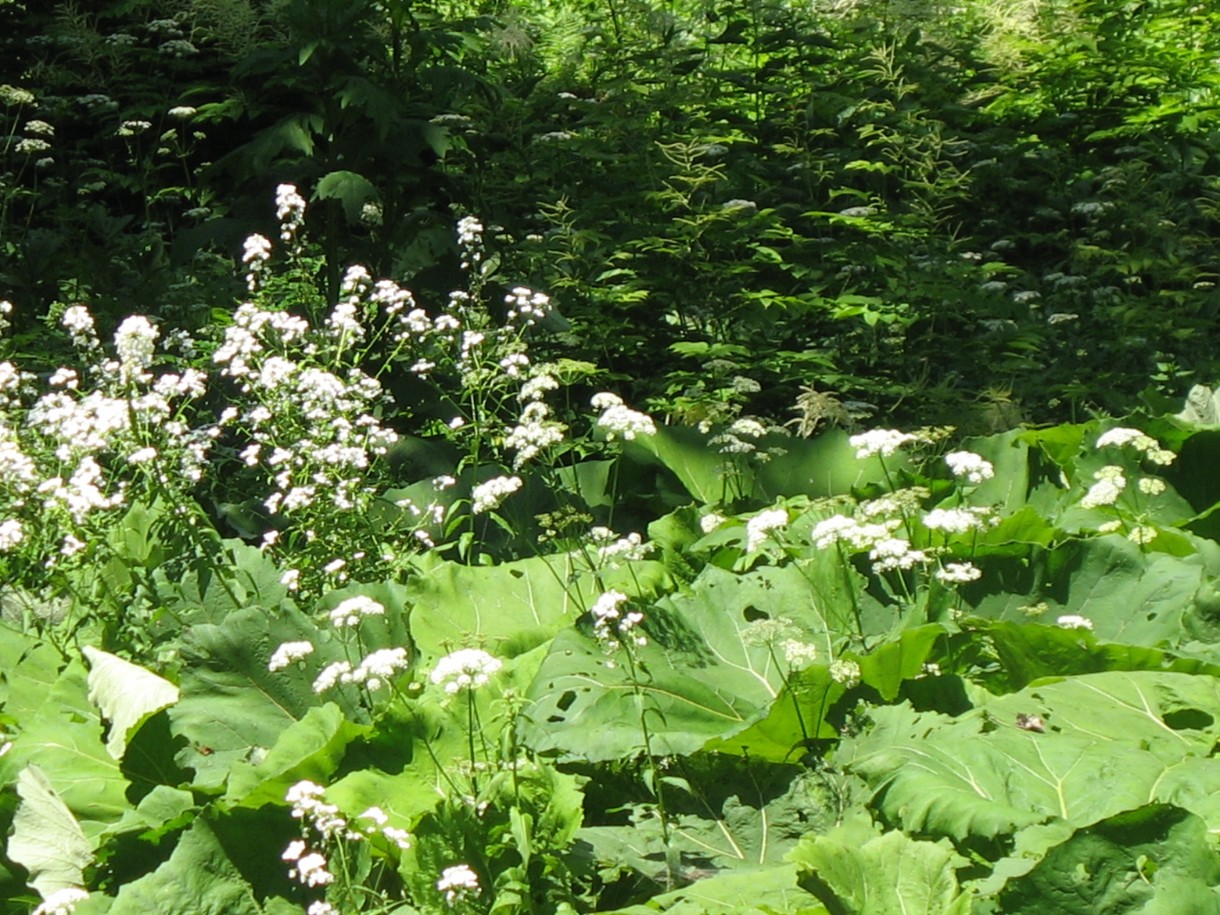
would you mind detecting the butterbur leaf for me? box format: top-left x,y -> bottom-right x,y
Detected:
790,829 -> 972,914
839,671 -> 1220,846
83,646 -> 179,760
9,765 -> 93,897
997,804 -> 1220,913
108,818 -> 262,915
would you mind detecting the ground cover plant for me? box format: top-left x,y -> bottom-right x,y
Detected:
4,189 -> 1220,913
5,0 -> 1220,911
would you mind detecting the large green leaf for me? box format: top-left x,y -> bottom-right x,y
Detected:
8,765 -> 93,897
975,619 -> 1220,692
607,864 -> 825,914
839,671 -> 1220,845
224,703 -> 367,809
996,804 -> 1220,913
521,564 -> 800,760
7,660 -> 132,833
108,818 -> 262,915
972,534 -> 1215,652
82,647 -> 179,760
790,829 -> 973,915
169,606 -> 352,791
405,551 -> 670,662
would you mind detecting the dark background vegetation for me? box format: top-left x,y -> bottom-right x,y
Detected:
3,0 -> 1219,429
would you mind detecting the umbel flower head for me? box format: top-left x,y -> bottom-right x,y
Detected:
430,648 -> 503,694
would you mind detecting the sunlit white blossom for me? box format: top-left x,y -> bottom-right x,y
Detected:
592,392 -> 656,440
438,863 -> 480,906
936,562 -> 982,585
849,429 -> 917,459
829,658 -> 861,688
945,450 -> 994,484
590,590 -> 646,650
746,508 -> 788,551
269,641 -> 315,672
328,595 -> 386,628
430,648 -> 503,694
869,538 -> 930,573
1081,466 -> 1126,509
1056,614 -> 1093,631
471,475 -> 522,513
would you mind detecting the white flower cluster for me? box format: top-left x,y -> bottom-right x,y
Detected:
590,590 -> 646,651
457,216 -> 483,268
286,781 -> 348,838
1095,427 -> 1175,465
590,527 -> 652,565
268,640 -> 315,671
936,562 -> 982,585
592,392 -> 656,440
1057,614 -> 1093,631
313,648 -> 410,693
242,233 -> 273,291
33,888 -> 89,915
849,428 -> 919,459
471,475 -> 522,514
327,595 -> 385,628
810,514 -> 902,551
869,537 -> 930,573
505,286 -> 549,326
429,648 -> 503,694
212,301 -> 399,520
1080,465 -> 1126,509
282,840 -> 334,887
505,400 -> 566,468
922,507 -> 995,534
746,508 -> 788,551
829,658 -> 862,688
437,863 -> 480,906
275,183 -> 308,248
945,450 -> 995,484
743,618 -> 818,669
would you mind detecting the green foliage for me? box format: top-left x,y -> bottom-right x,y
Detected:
7,3 -> 1220,910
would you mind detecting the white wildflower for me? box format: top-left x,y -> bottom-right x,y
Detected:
590,590 -> 645,650
328,595 -> 386,628
945,450 -> 994,483
291,851 -> 334,887
471,475 -> 522,513
936,562 -> 982,585
1138,477 -> 1166,495
829,658 -> 861,688
869,538 -> 929,573
849,428 -> 917,459
1128,525 -> 1157,545
746,508 -> 788,551
1081,466 -> 1126,509
922,507 -> 991,534
430,648 -> 503,694
437,863 -> 480,906
1057,614 -> 1093,631
592,392 -> 656,440
269,641 -> 315,672
0,519 -> 24,551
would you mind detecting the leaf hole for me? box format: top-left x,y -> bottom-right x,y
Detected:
1163,708 -> 1214,730
743,606 -> 768,622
